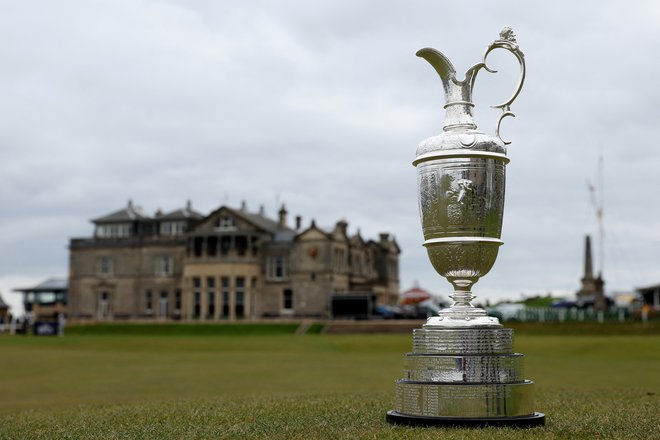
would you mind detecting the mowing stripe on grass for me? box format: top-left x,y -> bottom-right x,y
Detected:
65,323 -> 300,336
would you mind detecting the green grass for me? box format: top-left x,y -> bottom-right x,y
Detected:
0,326 -> 659,439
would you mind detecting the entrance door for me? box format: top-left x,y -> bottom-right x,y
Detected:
97,292 -> 110,320
159,291 -> 168,319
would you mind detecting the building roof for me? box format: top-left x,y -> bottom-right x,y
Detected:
13,278 -> 68,293
350,230 -> 365,246
236,209 -> 282,233
158,201 -> 204,220
196,204 -> 295,240
400,284 -> 432,305
226,205 -> 296,236
637,283 -> 660,293
273,230 -> 297,242
92,200 -> 150,223
401,284 -> 432,297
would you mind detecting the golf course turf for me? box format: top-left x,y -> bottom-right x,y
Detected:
0,323 -> 658,439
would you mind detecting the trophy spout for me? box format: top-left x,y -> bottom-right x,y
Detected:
416,48 -> 481,131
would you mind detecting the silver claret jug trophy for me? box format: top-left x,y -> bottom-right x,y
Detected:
386,27 -> 545,427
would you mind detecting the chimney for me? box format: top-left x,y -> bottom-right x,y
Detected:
259,205 -> 265,216
379,232 -> 390,244
278,204 -> 287,228
336,220 -> 348,234
295,215 -> 302,230
240,200 -> 247,211
186,199 -> 192,211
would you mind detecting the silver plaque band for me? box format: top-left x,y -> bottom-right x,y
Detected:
395,380 -> 536,418
413,328 -> 513,354
403,353 -> 524,383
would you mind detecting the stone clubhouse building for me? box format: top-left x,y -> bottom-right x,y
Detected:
68,201 -> 400,321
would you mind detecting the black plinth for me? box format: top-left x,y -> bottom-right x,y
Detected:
386,410 -> 545,428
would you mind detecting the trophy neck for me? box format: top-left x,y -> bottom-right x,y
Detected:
443,81 -> 477,132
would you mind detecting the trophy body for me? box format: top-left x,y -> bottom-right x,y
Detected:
387,28 -> 545,427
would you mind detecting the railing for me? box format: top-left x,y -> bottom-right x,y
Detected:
492,307 -> 657,323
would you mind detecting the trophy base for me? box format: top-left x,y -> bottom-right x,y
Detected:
388,326 -> 544,428
386,410 -> 545,428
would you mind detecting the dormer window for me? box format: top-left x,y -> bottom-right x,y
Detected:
96,223 -> 131,238
215,216 -> 236,230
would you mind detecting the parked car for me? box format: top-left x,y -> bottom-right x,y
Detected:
374,304 -> 399,319
400,300 -> 442,319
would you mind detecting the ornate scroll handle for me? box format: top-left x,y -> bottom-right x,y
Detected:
481,27 -> 526,145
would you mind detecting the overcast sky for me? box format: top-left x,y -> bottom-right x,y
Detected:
2,0 -> 660,314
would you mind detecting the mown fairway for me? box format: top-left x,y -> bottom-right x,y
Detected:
0,324 -> 659,439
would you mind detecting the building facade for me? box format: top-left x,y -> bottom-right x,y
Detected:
68,201 -> 400,321
13,278 -> 68,323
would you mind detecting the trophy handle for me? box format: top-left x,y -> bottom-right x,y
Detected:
482,27 -> 526,145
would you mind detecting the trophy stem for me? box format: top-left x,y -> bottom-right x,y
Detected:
448,286 -> 475,308
425,281 -> 501,328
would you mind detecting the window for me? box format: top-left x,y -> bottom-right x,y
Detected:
251,237 -> 259,256
174,289 -> 182,314
97,257 -> 114,277
352,253 -> 363,276
160,221 -> 186,236
145,290 -> 153,315
207,237 -> 218,257
334,248 -> 346,272
155,256 -> 173,276
96,223 -> 131,238
37,292 -> 56,304
220,236 -> 231,255
236,236 -> 248,256
193,277 -> 201,319
193,237 -> 204,257
221,277 -> 230,318
55,292 -> 67,304
216,216 -> 236,230
267,256 -> 289,280
207,277 -> 216,318
236,277 -> 245,318
283,289 -> 293,310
